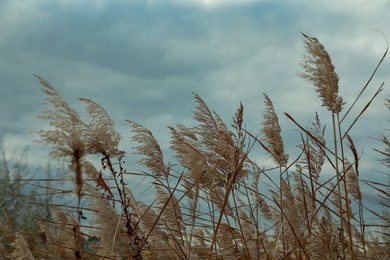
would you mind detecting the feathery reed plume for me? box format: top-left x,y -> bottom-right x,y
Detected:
3,33 -> 388,259
35,75 -> 85,160
345,159 -> 361,201
169,125 -> 212,186
171,93 -> 249,188
192,93 -> 247,180
127,120 -> 168,177
346,134 -> 359,179
80,99 -> 134,243
261,93 -> 288,254
169,94 -> 250,258
298,113 -> 326,214
36,75 -> 86,258
233,102 -> 244,140
346,134 -> 366,252
190,95 -> 249,258
299,33 -> 344,113
300,112 -> 326,181
169,125 -> 205,256
261,93 -> 288,166
79,98 -> 125,159
298,34 -> 351,257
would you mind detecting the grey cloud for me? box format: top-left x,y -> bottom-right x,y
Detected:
0,0 -> 389,175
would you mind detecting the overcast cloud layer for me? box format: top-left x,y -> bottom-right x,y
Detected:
1,0 -> 389,197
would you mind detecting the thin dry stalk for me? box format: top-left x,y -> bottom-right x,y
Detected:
6,33 -> 388,259
261,93 -> 289,255
36,75 -> 86,258
298,33 -> 350,258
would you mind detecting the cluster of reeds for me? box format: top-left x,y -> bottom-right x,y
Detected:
1,33 -> 389,259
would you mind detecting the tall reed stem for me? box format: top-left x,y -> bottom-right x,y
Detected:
331,110 -> 346,259
337,113 -> 356,259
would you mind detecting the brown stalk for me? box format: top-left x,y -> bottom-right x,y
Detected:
342,83 -> 384,140
336,112 -> 355,259
231,189 -> 251,257
296,165 -> 312,235
300,133 -> 317,212
207,152 -> 247,259
271,196 -> 308,258
341,35 -> 388,123
140,173 -> 184,251
347,134 -> 366,253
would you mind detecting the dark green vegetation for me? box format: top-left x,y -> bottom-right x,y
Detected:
1,34 -> 389,259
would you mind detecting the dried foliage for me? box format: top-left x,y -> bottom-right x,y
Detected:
1,34 -> 389,260
79,98 -> 125,159
127,120 -> 168,177
261,93 -> 288,166
298,33 -> 344,113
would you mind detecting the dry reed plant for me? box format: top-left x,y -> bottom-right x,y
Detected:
1,33 -> 389,260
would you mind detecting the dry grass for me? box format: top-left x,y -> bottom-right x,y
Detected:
1,33 -> 389,259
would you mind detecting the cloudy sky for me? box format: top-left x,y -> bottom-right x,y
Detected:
1,0 -> 389,199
